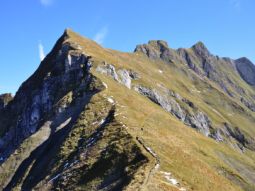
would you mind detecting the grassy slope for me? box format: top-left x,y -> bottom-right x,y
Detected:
63,29 -> 255,190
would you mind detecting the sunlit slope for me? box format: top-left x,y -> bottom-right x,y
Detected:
65,29 -> 255,190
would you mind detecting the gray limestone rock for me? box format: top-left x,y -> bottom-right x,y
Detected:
134,85 -> 212,136
117,69 -> 132,89
96,62 -> 119,81
185,111 -> 211,136
96,63 -> 140,89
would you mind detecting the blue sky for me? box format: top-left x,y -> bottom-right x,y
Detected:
0,0 -> 254,94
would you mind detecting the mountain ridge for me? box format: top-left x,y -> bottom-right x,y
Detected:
1,29 -> 255,191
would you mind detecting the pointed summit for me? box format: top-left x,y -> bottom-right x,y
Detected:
191,41 -> 210,57
61,28 -> 76,41
235,57 -> 255,85
235,57 -> 253,64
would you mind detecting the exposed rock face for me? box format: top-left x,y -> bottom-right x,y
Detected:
177,48 -> 203,75
134,40 -> 178,62
224,124 -> 246,147
240,97 -> 255,112
211,123 -> 255,152
0,93 -> 13,110
134,85 -> 186,120
235,57 -> 255,86
134,85 -> 211,136
117,69 -> 132,89
0,31 -> 94,161
185,111 -> 211,136
96,62 -> 139,89
96,62 -> 119,81
191,41 -> 211,58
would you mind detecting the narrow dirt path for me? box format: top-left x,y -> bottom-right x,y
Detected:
136,136 -> 160,187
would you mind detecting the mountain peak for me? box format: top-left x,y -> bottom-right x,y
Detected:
62,28 -> 75,40
134,40 -> 171,60
235,57 -> 252,64
148,40 -> 169,49
191,41 -> 210,57
235,57 -> 255,85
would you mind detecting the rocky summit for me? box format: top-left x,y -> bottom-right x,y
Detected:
1,29 -> 255,191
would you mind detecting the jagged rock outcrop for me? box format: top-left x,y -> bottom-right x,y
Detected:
134,85 -> 212,136
96,62 -> 140,89
191,41 -> 211,58
134,40 -> 179,63
240,97 -> 255,112
235,57 -> 255,86
96,62 -> 119,81
134,85 -> 185,120
211,123 -> 255,152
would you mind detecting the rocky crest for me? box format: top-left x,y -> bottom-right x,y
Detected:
191,41 -> 211,58
135,40 -> 179,62
135,40 -> 255,112
235,57 -> 255,86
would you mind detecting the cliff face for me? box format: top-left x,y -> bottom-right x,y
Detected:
1,29 -> 255,191
0,30 -> 94,160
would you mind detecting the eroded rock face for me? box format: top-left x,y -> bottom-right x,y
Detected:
0,34 -> 93,161
134,85 -> 212,136
117,69 -> 132,89
191,41 -> 211,58
134,40 -> 178,62
96,62 -> 119,81
185,111 -> 211,136
211,123 -> 255,152
177,48 -> 203,75
96,63 -> 140,89
240,97 -> 255,112
235,57 -> 255,86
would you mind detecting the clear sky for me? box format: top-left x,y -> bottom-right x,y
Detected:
0,0 -> 254,94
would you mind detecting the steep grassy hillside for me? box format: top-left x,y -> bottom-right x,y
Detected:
0,29 -> 255,191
